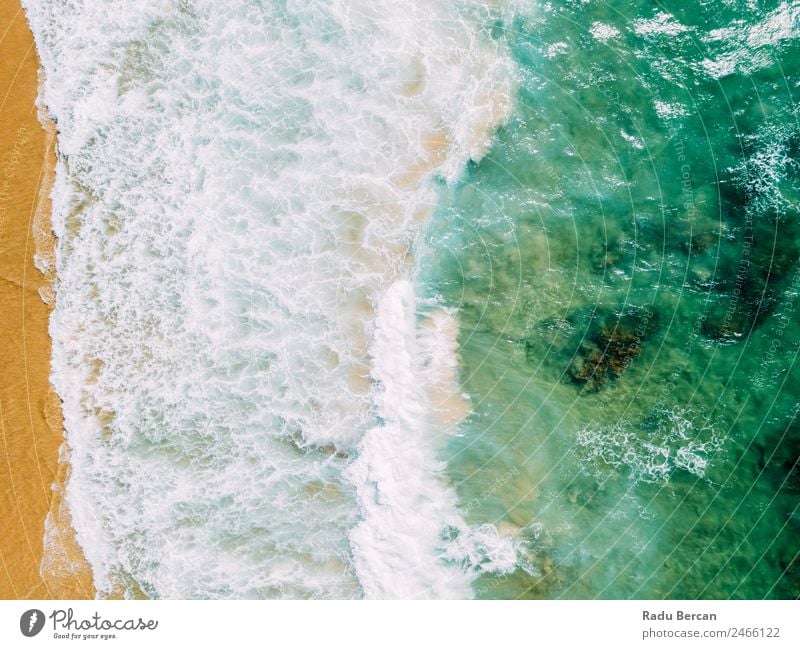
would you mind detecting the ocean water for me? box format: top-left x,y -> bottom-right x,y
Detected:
418,0 -> 800,598
23,0 -> 799,599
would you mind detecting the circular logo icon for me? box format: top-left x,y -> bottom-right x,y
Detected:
20,609 -> 45,637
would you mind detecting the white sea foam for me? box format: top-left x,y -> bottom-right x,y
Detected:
589,22 -> 621,42
633,12 -> 690,38
24,0 -> 517,598
575,408 -> 723,484
699,2 -> 800,79
653,100 -> 687,120
346,281 -> 470,597
347,282 -> 525,598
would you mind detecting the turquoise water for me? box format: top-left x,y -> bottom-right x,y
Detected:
421,0 -> 800,598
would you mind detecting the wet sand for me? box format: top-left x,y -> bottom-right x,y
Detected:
0,0 -> 93,599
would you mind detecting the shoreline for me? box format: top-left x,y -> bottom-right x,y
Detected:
0,0 -> 92,599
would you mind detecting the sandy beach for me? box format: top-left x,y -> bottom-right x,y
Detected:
0,0 -> 92,599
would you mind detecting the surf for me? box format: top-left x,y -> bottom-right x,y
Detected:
24,0 -> 517,598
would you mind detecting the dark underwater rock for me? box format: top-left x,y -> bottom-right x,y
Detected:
567,343 -> 610,391
566,305 -> 659,392
589,237 -> 624,272
700,290 -> 781,341
782,453 -> 800,494
757,418 -> 800,496
697,167 -> 799,340
681,229 -> 718,255
698,215 -> 797,341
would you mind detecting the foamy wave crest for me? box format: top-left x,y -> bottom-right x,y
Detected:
346,282 -> 470,597
23,0 -> 516,597
347,282 -> 523,597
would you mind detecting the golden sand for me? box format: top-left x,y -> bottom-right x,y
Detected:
0,0 -> 93,599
